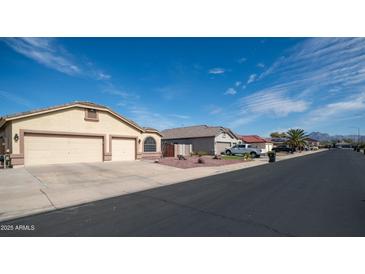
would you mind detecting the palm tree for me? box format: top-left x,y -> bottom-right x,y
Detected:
286,129 -> 308,151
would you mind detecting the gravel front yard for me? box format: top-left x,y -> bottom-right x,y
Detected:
157,156 -> 251,169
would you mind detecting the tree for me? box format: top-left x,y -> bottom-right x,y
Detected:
286,129 -> 308,151
270,132 -> 287,138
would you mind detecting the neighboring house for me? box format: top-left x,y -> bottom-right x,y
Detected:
335,142 -> 352,149
268,137 -> 288,147
161,125 -> 240,155
305,137 -> 320,147
239,135 -> 273,153
0,101 -> 162,166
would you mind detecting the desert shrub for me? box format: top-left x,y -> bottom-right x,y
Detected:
213,154 -> 222,160
197,157 -> 205,164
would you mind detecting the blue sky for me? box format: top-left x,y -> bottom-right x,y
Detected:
1,38 -> 365,136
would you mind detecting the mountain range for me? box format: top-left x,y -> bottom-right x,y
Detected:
308,132 -> 365,142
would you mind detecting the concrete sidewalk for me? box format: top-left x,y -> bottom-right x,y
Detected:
0,149 -> 325,222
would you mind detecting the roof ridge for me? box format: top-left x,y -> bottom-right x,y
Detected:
161,124 -> 209,131
1,101 -> 109,119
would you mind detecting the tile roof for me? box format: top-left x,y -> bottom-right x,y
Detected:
161,125 -> 237,139
239,135 -> 268,143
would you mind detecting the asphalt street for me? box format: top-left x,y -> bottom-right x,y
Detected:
1,149 -> 365,236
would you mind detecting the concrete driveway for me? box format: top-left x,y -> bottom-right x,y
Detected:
0,150 -> 324,222
0,161 -> 184,221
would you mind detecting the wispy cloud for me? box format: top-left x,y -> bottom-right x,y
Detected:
208,68 -> 225,74
97,72 -> 111,80
258,38 -> 365,92
168,114 -> 190,119
156,86 -> 186,101
3,38 -> 81,76
206,104 -> 223,115
3,38 -> 111,81
247,74 -> 257,84
237,57 -> 247,64
126,105 -> 177,130
101,83 -> 140,100
235,81 -> 242,87
229,38 -> 365,130
305,92 -> 365,124
0,90 -> 33,108
257,62 -> 265,68
238,87 -> 309,117
224,88 -> 237,96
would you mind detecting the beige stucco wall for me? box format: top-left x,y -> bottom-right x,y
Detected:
214,132 -> 239,154
215,132 -> 239,144
10,107 -> 161,155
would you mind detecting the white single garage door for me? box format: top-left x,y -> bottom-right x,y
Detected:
112,138 -> 135,161
216,142 -> 231,154
24,134 -> 103,166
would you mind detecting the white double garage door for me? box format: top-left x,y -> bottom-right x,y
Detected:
24,133 -> 135,166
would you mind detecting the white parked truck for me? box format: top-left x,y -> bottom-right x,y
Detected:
225,144 -> 264,158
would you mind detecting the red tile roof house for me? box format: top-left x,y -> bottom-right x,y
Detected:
239,135 -> 273,153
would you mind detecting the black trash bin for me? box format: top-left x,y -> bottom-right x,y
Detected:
268,151 -> 276,163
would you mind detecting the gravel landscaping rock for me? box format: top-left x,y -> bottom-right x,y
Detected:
157,156 -> 249,169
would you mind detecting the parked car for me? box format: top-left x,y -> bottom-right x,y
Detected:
272,145 -> 293,153
225,144 -> 263,158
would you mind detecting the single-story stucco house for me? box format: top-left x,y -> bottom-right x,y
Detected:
161,125 -> 240,155
0,101 -> 162,167
239,135 -> 273,153
305,137 -> 320,147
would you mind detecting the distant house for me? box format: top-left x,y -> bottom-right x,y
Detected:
335,142 -> 352,149
268,137 -> 288,147
161,125 -> 240,155
239,135 -> 273,153
305,137 -> 320,147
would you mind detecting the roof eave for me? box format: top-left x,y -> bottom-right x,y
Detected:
162,135 -> 215,140
0,118 -> 7,129
144,129 -> 163,136
3,102 -> 145,133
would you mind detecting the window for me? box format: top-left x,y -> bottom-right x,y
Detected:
85,109 -> 99,121
144,137 -> 156,152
